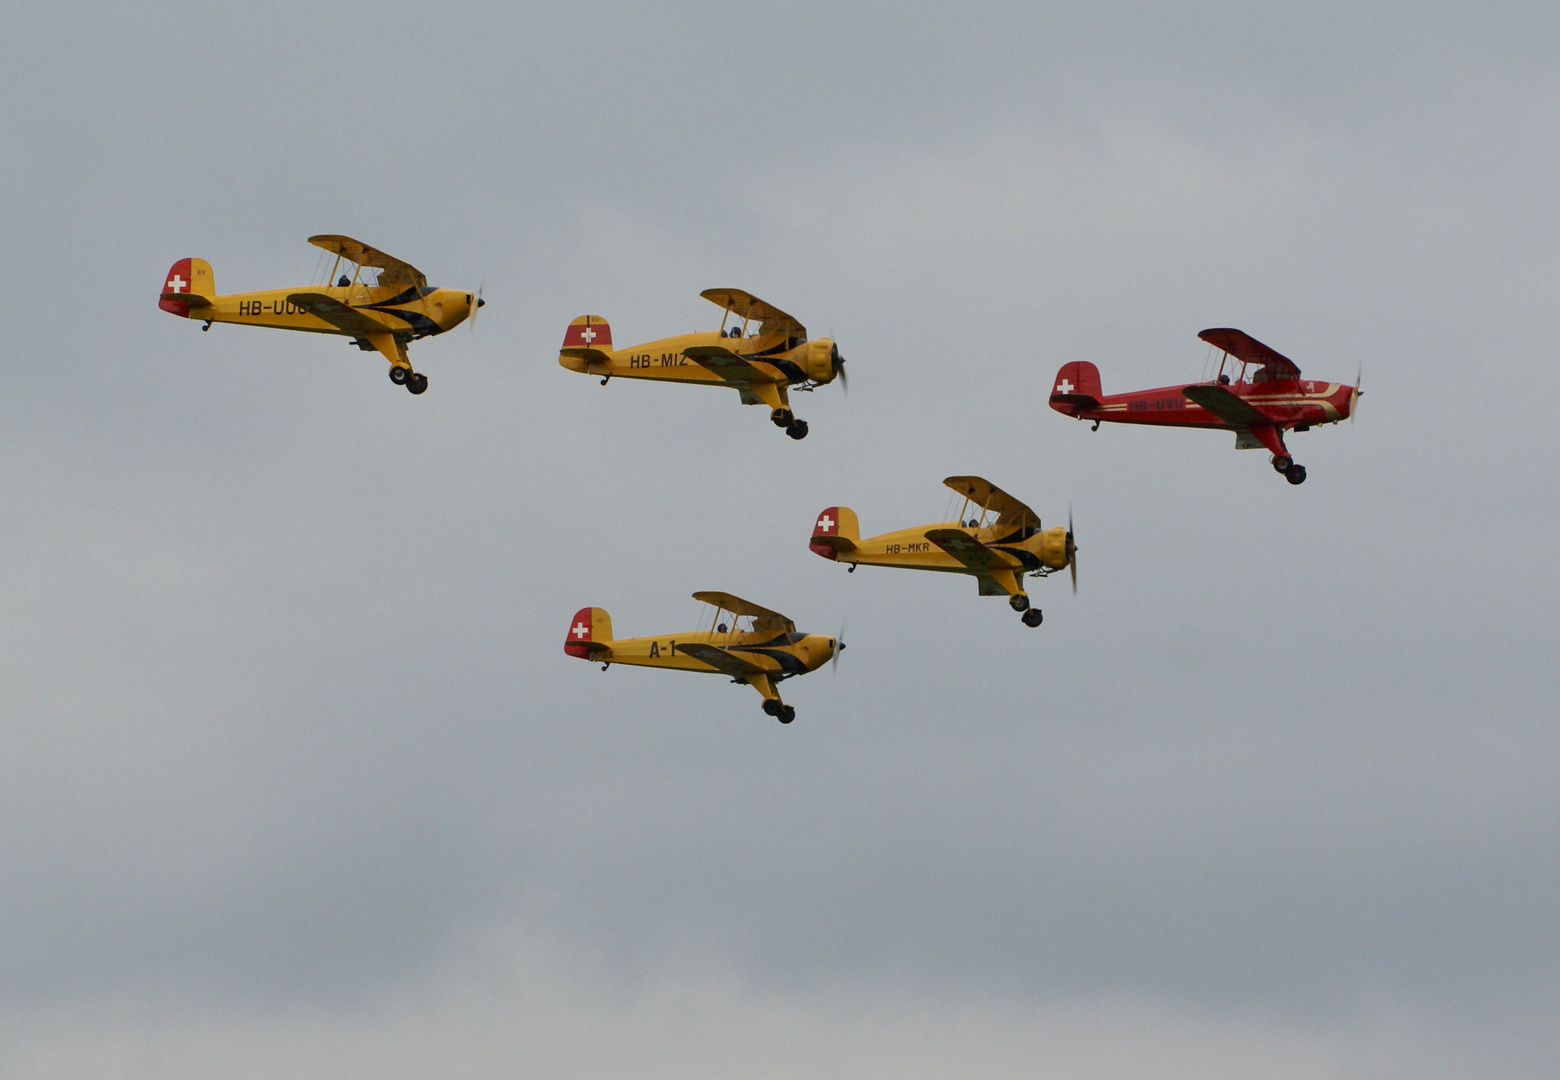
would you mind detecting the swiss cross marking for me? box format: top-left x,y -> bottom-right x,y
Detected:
571,621 -> 590,639
1055,379 -> 1073,394
580,326 -> 596,342
167,274 -> 187,293
817,514 -> 835,533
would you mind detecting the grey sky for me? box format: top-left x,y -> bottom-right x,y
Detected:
2,3 -> 1558,1076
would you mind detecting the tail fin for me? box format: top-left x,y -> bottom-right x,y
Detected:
1048,361 -> 1102,414
809,506 -> 860,560
159,258 -> 214,317
560,315 -> 613,369
565,606 -> 614,659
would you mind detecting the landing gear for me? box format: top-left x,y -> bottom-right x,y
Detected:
1022,608 -> 1044,627
761,699 -> 796,724
201,320 -> 212,332
389,366 -> 427,394
1271,454 -> 1305,484
770,407 -> 807,439
1008,593 -> 1030,612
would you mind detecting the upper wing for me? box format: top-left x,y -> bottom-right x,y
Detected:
942,476 -> 1039,534
1198,328 -> 1301,380
923,528 -> 1007,571
308,234 -> 428,289
692,591 -> 796,634
700,288 -> 806,341
673,641 -> 768,678
286,292 -> 392,337
682,344 -> 784,384
1182,383 -> 1264,426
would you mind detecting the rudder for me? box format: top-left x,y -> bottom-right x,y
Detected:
565,606 -> 614,658
1049,360 -> 1102,414
159,258 -> 214,317
809,506 -> 859,560
560,316 -> 613,370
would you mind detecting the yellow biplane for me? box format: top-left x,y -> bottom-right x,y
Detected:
158,235 -> 483,394
564,592 -> 842,723
558,289 -> 845,439
810,477 -> 1076,627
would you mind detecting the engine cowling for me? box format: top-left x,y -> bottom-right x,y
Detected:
804,337 -> 837,383
1038,526 -> 1071,570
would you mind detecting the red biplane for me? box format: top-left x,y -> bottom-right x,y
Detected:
1048,328 -> 1359,484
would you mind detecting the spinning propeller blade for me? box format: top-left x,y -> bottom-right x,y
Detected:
831,341 -> 847,393
1068,505 -> 1078,593
1349,363 -> 1362,425
469,281 -> 485,332
832,621 -> 847,673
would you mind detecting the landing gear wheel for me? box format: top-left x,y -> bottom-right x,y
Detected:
770,408 -> 794,428
1271,454 -> 1293,474
762,698 -> 781,718
1285,463 -> 1307,485
1022,608 -> 1044,627
407,372 -> 429,395
785,419 -> 809,440
778,706 -> 796,724
1009,593 -> 1030,612
389,365 -> 410,385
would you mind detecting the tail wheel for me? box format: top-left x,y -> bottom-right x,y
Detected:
786,419 -> 809,440
389,365 -> 410,386
407,373 -> 429,395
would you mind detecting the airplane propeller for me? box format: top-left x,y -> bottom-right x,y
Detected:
832,621 -> 848,672
469,281 -> 485,332
831,341 -> 848,393
1067,505 -> 1078,593
1349,363 -> 1363,425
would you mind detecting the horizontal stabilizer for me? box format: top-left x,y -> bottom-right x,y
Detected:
560,346 -> 612,364
161,292 -> 212,308
1183,383 -> 1263,427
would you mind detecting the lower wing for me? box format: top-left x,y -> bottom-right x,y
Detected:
923,529 -> 1006,571
674,641 -> 766,678
1182,384 -> 1263,427
683,345 -> 783,385
287,292 -> 392,338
